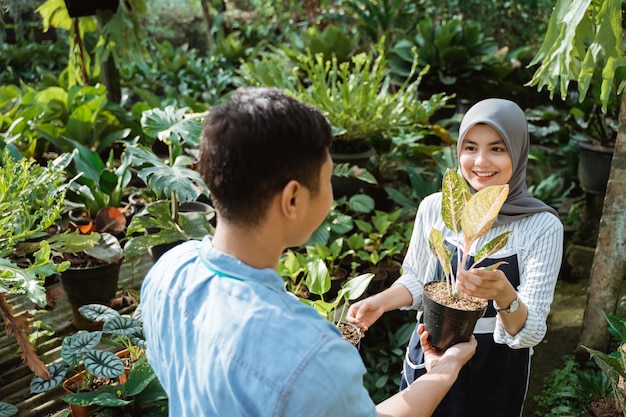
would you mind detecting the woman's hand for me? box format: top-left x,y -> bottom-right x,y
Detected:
346,296 -> 385,334
456,267 -> 514,304
418,324 -> 477,372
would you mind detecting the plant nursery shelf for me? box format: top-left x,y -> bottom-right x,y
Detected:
0,253 -> 153,417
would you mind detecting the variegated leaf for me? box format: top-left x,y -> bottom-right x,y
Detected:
83,350 -> 125,379
428,228 -> 452,278
461,184 -> 509,246
441,169 -> 469,233
474,232 -> 512,265
483,261 -> 509,272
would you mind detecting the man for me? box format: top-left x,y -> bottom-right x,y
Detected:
140,87 -> 476,417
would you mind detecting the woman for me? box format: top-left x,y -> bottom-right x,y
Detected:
347,98 -> 563,417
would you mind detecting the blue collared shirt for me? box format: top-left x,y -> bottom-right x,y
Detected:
141,237 -> 378,417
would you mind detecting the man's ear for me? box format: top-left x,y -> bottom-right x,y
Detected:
280,180 -> 301,219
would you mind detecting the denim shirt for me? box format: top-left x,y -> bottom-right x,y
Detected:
141,237 -> 377,417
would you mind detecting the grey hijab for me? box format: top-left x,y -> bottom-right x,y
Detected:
457,98 -> 559,226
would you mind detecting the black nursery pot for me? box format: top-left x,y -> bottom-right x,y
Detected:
422,283 -> 487,351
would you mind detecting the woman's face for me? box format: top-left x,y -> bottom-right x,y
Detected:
459,124 -> 513,191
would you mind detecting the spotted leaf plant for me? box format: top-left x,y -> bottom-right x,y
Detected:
428,169 -> 511,297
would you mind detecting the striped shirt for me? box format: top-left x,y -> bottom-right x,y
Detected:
396,192 -> 564,349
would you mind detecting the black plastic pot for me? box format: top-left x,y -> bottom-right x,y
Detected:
64,0 -> 119,17
148,201 -> 213,262
577,141 -> 614,195
422,281 -> 487,350
60,261 -> 121,329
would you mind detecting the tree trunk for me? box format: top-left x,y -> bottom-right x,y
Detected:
199,0 -> 213,51
96,9 -> 121,103
576,90 -> 626,362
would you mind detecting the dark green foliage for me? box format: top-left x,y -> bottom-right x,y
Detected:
534,356 -> 612,417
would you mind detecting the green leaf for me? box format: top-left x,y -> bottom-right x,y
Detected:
78,304 -> 120,323
342,273 -> 374,301
64,389 -> 130,407
30,363 -> 68,394
305,259 -> 330,297
83,350 -> 125,379
140,106 -> 206,148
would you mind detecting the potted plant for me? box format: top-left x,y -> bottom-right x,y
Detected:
30,328 -> 128,416
45,230 -> 124,329
389,16 -> 516,106
30,303 -> 162,417
123,105 -> 215,262
425,169 -> 511,350
300,258 -> 374,347
582,313 -> 626,417
0,150 -> 73,383
64,140 -> 134,232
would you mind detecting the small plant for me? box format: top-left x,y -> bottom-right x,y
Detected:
78,304 -> 147,362
583,313 -> 626,416
30,330 -> 126,394
0,151 -> 73,380
277,249 -> 310,299
123,106 -> 214,260
428,169 -> 510,297
301,258 -> 373,327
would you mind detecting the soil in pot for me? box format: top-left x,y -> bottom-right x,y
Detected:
62,373 -> 111,417
585,397 -> 623,417
422,281 -> 487,350
339,322 -> 361,349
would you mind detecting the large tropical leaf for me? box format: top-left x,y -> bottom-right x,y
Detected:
141,106 -> 206,148
30,363 -> 68,394
83,350 -> 125,379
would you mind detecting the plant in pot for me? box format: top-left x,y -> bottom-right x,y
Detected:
300,258 -> 374,348
389,16 -> 516,106
64,140 -> 133,237
44,230 -> 124,330
0,150 -> 73,384
566,75 -> 619,196
30,302 -> 165,417
583,313 -> 626,417
30,328 -> 127,417
123,106 -> 215,262
425,169 -> 511,350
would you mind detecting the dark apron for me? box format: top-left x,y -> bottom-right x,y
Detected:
400,252 -> 531,417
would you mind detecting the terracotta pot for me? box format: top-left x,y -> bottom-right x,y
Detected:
116,348 -> 131,384
62,373 -> 106,417
422,281 -> 487,350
